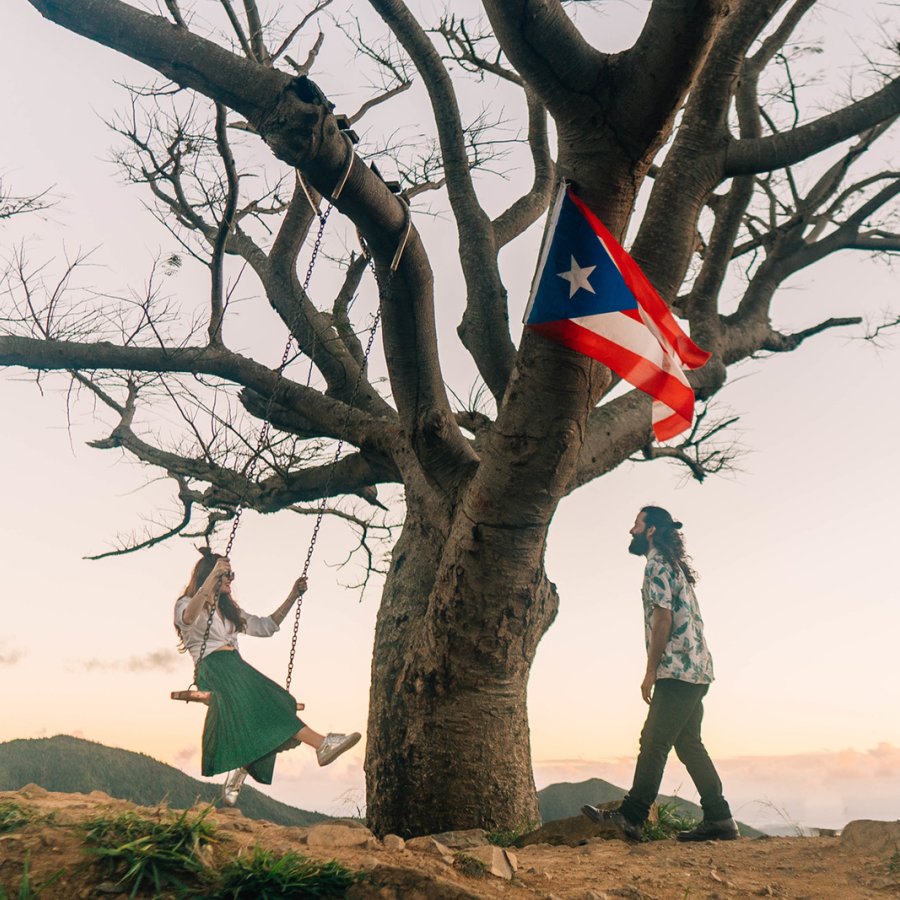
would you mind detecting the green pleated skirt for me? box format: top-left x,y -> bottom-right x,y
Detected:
196,649 -> 305,784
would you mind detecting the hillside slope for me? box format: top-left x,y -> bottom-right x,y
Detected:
0,735 -> 327,827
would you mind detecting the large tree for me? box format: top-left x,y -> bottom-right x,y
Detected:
3,0 -> 899,836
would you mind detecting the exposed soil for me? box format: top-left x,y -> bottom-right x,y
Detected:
1,786 -> 897,899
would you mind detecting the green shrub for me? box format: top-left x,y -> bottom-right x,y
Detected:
82,807 -> 218,898
206,845 -> 361,898
642,801 -> 699,841
487,821 -> 536,847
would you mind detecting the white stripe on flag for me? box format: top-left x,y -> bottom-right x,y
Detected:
570,312 -> 691,389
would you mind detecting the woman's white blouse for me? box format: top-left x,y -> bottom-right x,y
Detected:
174,596 -> 279,664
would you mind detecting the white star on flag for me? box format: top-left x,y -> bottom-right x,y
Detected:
557,255 -> 596,298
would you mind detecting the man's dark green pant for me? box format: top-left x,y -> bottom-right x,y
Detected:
618,678 -> 732,825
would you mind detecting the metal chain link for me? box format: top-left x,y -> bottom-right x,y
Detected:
191,205 -> 332,686
285,261 -> 389,690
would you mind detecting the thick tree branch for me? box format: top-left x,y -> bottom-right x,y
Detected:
368,0 -> 516,400
332,254 -> 370,368
491,88 -> 555,249
618,0 -> 732,157
23,0 -> 479,489
0,334 -> 386,445
480,0 -> 604,118
726,77 -> 900,176
631,0 -> 789,300
27,0 -> 289,116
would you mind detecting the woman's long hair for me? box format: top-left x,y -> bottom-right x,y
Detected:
175,548 -> 246,652
641,505 -> 698,585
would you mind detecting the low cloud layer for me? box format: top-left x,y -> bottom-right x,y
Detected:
75,649 -> 181,674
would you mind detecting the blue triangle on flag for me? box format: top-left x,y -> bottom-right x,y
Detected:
526,191 -> 638,325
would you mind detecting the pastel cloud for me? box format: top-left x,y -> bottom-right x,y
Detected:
74,649 -> 181,673
0,641 -> 24,666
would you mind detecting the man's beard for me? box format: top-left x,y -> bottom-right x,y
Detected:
629,533 -> 649,556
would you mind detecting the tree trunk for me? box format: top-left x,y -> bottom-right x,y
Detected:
365,496 -> 561,837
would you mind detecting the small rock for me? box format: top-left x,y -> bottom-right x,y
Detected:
94,883 -> 125,895
382,833 -> 406,851
307,823 -> 376,850
405,835 -> 456,864
458,845 -> 517,880
432,828 -> 489,849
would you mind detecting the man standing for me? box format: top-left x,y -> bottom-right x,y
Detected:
582,506 -> 739,842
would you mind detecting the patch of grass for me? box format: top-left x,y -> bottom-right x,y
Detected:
888,850 -> 900,876
206,845 -> 361,898
0,801 -> 31,834
0,852 -> 66,899
641,801 -> 700,841
81,807 -> 218,898
487,821 -> 536,847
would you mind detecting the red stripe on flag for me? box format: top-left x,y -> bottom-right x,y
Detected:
567,190 -> 710,370
651,410 -> 688,443
528,318 -> 694,440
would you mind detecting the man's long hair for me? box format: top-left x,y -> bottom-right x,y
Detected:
642,505 -> 698,585
175,548 -> 246,652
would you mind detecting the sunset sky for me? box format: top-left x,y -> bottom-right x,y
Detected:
2,1 -> 898,831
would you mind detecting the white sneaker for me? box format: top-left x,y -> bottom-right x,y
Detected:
222,767 -> 248,806
316,732 -> 361,767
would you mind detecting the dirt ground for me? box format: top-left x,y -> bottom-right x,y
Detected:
1,786 -> 897,899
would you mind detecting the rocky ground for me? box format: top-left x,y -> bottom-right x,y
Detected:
1,785 -> 898,899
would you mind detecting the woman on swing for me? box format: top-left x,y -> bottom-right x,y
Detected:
175,548 -> 360,806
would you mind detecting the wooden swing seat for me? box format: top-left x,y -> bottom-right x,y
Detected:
171,689 -> 304,711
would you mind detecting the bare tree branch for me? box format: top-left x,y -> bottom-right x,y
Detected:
208,102 -> 239,345
491,88 -> 556,249
348,80 -> 413,126
368,0 -> 517,400
726,77 -> 900,176
760,316 -> 862,352
632,404 -> 744,483
272,1 -> 333,63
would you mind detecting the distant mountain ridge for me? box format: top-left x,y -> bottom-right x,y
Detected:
0,735 -> 328,827
536,776 -> 764,838
2,736 -> 766,836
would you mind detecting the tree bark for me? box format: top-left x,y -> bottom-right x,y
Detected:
365,489 -> 560,837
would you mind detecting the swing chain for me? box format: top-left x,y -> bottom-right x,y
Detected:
284,200 -> 409,690
285,268 -> 389,690
191,203 -> 332,686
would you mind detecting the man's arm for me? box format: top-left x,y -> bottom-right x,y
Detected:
641,605 -> 673,704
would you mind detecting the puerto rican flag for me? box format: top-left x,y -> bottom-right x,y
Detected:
523,185 -> 710,441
